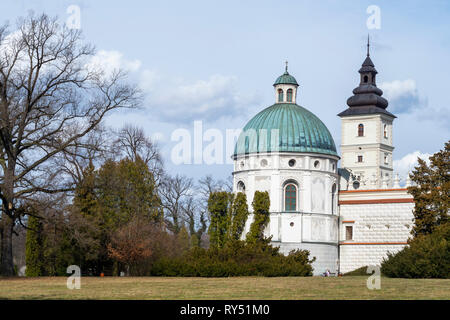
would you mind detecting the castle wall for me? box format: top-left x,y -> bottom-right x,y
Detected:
338,189 -> 414,273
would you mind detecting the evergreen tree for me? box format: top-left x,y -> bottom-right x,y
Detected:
246,191 -> 271,243
73,161 -> 98,217
177,226 -> 191,253
25,214 -> 45,276
71,157 -> 162,275
408,140 -> 449,237
230,192 -> 249,240
208,191 -> 231,249
96,157 -> 162,227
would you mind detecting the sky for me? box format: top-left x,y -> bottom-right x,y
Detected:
1,0 -> 449,184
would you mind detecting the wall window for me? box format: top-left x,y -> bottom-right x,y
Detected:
384,124 -> 387,138
384,154 -> 388,164
287,89 -> 293,102
314,160 -> 320,169
358,124 -> 364,137
357,155 -> 363,163
284,184 -> 297,212
237,181 -> 245,192
278,89 -> 284,102
345,226 -> 353,240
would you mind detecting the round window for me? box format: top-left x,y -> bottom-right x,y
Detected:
288,159 -> 296,167
240,161 -> 245,169
260,159 -> 268,167
314,160 -> 320,168
353,181 -> 360,189
290,222 -> 294,227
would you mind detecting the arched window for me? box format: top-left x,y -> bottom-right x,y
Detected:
331,184 -> 337,214
384,124 -> 387,138
284,184 -> 297,211
358,124 -> 364,137
287,89 -> 293,102
363,75 -> 368,83
278,89 -> 284,102
237,181 -> 245,192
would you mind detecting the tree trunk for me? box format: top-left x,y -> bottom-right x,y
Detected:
1,165 -> 16,276
0,215 -> 14,276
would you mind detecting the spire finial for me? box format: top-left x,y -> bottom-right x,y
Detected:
367,34 -> 370,57
285,60 -> 288,73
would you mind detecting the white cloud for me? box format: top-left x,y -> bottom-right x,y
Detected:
87,50 -> 142,75
393,151 -> 431,181
86,50 -> 261,123
379,79 -> 421,113
141,73 -> 260,123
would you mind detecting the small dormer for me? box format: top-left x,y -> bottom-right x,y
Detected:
273,62 -> 299,104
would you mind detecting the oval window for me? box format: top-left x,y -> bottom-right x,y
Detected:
260,159 -> 268,167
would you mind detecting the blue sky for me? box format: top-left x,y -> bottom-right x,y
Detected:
2,0 -> 449,182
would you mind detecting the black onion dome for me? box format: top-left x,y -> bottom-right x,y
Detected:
338,46 -> 395,118
359,56 -> 377,73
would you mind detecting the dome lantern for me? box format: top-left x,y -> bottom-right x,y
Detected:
273,61 -> 299,104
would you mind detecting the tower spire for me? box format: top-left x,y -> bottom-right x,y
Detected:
285,60 -> 288,73
367,34 -> 370,57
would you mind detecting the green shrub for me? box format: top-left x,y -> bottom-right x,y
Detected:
381,223 -> 450,278
151,239 -> 315,277
246,191 -> 270,243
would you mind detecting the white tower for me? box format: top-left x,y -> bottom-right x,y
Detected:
338,39 -> 396,190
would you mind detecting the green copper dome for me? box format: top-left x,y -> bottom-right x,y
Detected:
234,103 -> 338,157
273,71 -> 298,86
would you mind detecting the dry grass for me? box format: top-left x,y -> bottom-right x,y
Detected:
0,276 -> 449,300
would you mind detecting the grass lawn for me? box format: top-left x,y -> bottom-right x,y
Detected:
0,276 -> 449,300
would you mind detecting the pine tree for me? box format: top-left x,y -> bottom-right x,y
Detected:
25,214 -> 45,276
409,140 -> 449,237
246,191 -> 271,243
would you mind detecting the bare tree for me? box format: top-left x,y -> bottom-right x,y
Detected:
159,174 -> 194,234
113,124 -> 164,185
51,126 -> 111,187
0,14 -> 141,275
198,175 -> 232,200
181,196 -> 208,246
